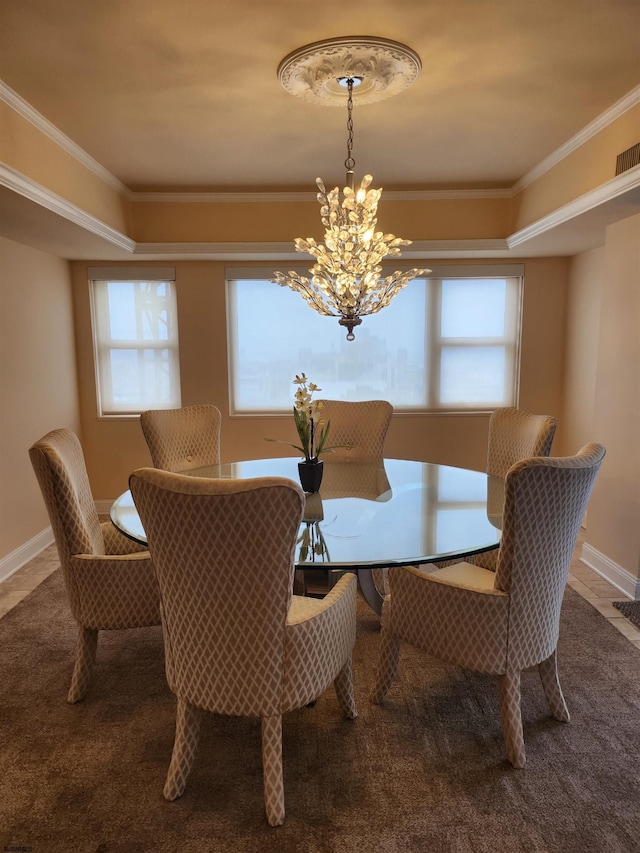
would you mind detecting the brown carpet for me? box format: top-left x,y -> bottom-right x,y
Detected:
613,600 -> 640,630
1,571 -> 639,853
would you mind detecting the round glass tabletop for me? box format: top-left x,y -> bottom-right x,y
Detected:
111,457 -> 502,570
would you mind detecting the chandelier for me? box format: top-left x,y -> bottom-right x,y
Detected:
273,37 -> 430,341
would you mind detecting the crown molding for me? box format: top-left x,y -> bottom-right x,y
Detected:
3,78 -> 638,207
132,238 -> 510,260
0,80 -> 512,203
0,164 -> 136,252
512,84 -> 640,195
129,187 -> 512,203
507,165 -> 640,248
133,241 -> 296,259
4,158 -> 636,260
131,191 -> 315,204
0,80 -> 130,197
401,239 -> 510,257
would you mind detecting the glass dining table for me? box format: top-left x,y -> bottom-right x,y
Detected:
110,456 -> 503,615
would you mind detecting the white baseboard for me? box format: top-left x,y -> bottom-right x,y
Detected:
0,527 -> 55,583
581,543 -> 640,600
1,501 -> 116,585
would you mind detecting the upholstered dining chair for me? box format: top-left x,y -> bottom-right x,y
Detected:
129,468 -> 358,827
447,406 -> 558,573
29,429 -> 161,703
372,443 -> 605,768
487,406 -> 557,478
316,399 -> 393,458
140,404 -> 222,473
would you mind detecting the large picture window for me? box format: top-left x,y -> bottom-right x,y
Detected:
227,265 -> 522,413
89,267 -> 181,416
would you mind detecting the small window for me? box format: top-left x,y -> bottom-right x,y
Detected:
226,265 -> 522,413
89,268 -> 181,416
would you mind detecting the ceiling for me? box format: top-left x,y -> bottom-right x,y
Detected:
0,0 -> 639,258
2,0 -> 639,192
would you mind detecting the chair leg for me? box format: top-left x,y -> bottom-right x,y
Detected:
498,669 -> 526,768
371,627 -> 400,704
333,656 -> 358,719
539,650 -> 570,722
261,714 -> 285,827
67,626 -> 98,704
163,698 -> 202,801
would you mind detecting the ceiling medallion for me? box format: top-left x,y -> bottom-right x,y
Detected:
277,36 -> 422,106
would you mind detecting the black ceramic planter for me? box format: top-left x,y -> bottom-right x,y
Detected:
298,459 -> 324,493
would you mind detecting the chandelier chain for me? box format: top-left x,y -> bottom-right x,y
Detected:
344,78 -> 355,181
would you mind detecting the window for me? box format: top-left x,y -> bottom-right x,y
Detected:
226,265 -> 522,413
89,267 -> 181,416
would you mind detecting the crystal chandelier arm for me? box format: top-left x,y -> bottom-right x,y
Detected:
271,271 -> 337,317
355,268 -> 427,316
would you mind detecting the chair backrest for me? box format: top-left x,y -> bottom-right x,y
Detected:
494,443 -> 605,669
129,468 -> 305,717
487,407 -> 557,478
29,428 -> 105,565
140,404 -> 222,472
316,400 -> 393,458
29,429 -> 105,620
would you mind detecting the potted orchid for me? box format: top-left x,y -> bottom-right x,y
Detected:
291,373 -> 332,463
267,373 -> 344,492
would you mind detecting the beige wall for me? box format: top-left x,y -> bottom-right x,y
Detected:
130,196 -> 513,243
1,87 -> 638,593
0,237 -> 81,559
518,257 -> 569,423
3,229 -> 636,590
585,214 -> 640,579
561,247 -> 605,456
70,256 -> 569,500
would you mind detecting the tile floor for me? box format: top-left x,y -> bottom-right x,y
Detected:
1,533 -> 639,649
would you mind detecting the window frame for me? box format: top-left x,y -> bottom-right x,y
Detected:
226,264 -> 523,415
89,267 -> 181,417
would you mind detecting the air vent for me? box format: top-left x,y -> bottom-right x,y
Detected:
615,142 -> 640,176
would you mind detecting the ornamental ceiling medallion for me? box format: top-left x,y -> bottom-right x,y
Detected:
277,36 -> 422,106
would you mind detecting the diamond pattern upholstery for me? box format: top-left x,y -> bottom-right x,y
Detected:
28,429 -> 161,703
487,407 -> 557,478
372,443 -> 605,768
129,468 -> 357,827
140,405 -> 222,472
436,407 -> 557,573
316,399 -> 392,458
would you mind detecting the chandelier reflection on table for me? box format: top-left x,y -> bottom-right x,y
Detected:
273,37 -> 430,340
